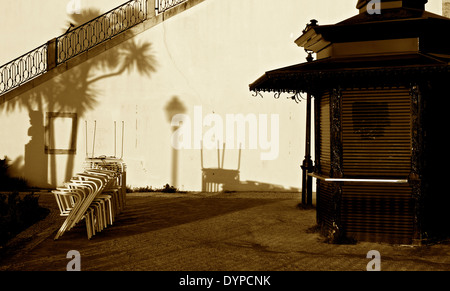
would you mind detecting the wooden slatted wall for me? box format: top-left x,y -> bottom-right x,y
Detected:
320,92 -> 331,176
317,180 -> 334,230
317,93 -> 334,230
342,88 -> 411,178
341,183 -> 414,244
316,88 -> 415,243
340,87 -> 413,243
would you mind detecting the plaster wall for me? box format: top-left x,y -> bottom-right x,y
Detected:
0,0 -> 443,191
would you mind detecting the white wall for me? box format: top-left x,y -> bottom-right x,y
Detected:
0,0 -> 127,66
0,0 -> 443,191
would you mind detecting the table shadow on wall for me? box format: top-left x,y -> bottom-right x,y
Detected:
1,8 -> 157,188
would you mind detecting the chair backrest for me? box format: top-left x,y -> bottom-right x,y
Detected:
53,185 -> 87,215
54,160 -> 127,239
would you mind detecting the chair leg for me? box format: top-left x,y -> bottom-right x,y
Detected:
84,209 -> 93,239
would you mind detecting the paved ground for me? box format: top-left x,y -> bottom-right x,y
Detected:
1,191 -> 450,272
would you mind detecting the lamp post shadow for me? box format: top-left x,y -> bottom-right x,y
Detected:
165,96 -> 186,189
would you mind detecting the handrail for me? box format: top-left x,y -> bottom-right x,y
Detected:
155,0 -> 187,14
308,173 -> 409,184
0,0 -> 148,97
0,43 -> 48,96
56,0 -> 148,64
0,0 -> 196,98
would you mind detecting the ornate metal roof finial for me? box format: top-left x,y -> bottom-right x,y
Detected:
303,19 -> 318,33
305,50 -> 314,62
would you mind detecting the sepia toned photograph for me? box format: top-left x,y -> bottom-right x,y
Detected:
1,0 -> 450,279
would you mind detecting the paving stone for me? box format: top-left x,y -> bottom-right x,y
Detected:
1,192 -> 450,271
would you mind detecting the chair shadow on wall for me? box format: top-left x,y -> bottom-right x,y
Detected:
1,8 -> 157,188
202,169 -> 300,193
201,145 -> 300,193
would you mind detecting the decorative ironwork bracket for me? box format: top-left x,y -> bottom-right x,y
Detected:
251,90 -> 313,104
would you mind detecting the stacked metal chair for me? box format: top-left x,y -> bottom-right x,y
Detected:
83,157 -> 127,213
52,157 -> 127,240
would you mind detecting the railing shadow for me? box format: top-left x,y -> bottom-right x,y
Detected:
0,0 -> 149,97
1,8 -> 157,188
56,1 -> 148,64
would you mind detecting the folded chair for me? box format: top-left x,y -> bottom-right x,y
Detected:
54,157 -> 127,240
99,162 -> 127,211
77,172 -> 116,226
53,183 -> 97,239
54,172 -> 108,240
71,173 -> 111,232
85,168 -> 122,215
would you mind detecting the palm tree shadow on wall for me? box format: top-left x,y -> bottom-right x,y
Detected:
1,8 -> 157,188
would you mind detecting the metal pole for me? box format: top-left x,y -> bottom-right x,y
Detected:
222,142 -> 226,169
301,95 -> 312,205
306,92 -> 313,206
301,52 -> 314,206
92,120 -> 97,159
121,121 -> 124,159
217,140 -> 221,169
237,143 -> 241,171
85,120 -> 88,158
200,140 -> 204,169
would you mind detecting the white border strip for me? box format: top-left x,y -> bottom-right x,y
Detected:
308,173 -> 408,184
